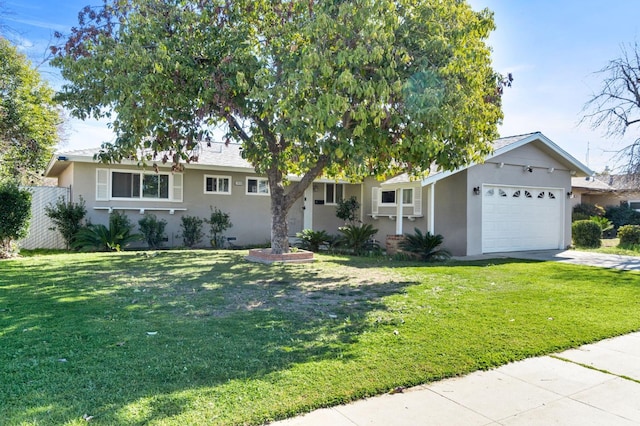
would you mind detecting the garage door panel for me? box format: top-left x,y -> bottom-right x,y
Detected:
482,185 -> 563,253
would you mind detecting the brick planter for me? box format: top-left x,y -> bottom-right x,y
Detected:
246,248 -> 315,264
385,234 -> 406,256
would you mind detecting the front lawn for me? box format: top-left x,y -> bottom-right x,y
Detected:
577,238 -> 640,256
1,251 -> 640,425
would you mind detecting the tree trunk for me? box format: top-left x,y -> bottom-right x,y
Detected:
270,186 -> 290,255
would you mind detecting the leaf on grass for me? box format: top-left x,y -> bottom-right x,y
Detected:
82,414 -> 94,421
57,358 -> 67,363
146,331 -> 157,335
389,386 -> 405,394
115,341 -> 126,347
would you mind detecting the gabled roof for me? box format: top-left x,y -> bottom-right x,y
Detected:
382,131 -> 593,187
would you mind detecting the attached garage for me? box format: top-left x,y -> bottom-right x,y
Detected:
482,184 -> 564,253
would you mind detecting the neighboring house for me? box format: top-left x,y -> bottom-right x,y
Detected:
43,131 -> 592,255
572,174 -> 640,210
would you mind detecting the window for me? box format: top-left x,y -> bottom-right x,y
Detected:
247,177 -> 269,195
379,188 -> 414,205
96,169 -> 182,202
629,201 -> 640,211
112,172 -> 168,199
204,175 -> 231,194
380,190 -> 396,204
325,183 -> 344,205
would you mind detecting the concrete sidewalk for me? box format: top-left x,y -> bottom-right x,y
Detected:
271,332 -> 640,425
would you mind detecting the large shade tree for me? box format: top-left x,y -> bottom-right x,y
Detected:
52,0 -> 508,254
0,37 -> 61,183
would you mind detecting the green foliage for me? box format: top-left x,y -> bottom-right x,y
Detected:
51,0 -> 505,253
295,229 -> 332,252
336,195 -> 360,225
336,223 -> 380,255
572,220 -> 602,248
138,213 -> 167,249
0,181 -> 31,258
205,206 -> 232,248
605,204 -> 640,229
180,215 -> 204,247
590,215 -> 614,237
399,228 -> 451,261
573,202 -> 605,218
0,38 -> 61,184
618,225 -> 640,248
44,196 -> 87,249
73,211 -> 140,252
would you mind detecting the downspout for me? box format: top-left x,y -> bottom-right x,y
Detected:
395,188 -> 403,235
428,182 -> 435,234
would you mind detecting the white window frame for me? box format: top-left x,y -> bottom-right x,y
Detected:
204,175 -> 231,195
96,168 -> 183,202
324,183 -> 345,205
629,200 -> 640,211
378,188 -> 414,206
246,177 -> 270,195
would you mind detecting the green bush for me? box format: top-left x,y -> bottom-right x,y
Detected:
573,202 -> 605,218
206,206 -> 232,248
44,196 -> 87,249
295,229 -> 332,252
73,211 -> 140,252
590,215 -> 613,238
0,181 -> 32,258
399,228 -> 451,261
618,225 -> 640,248
336,196 -> 360,225
571,220 -> 601,248
336,223 -> 380,255
180,215 -> 204,247
605,204 -> 640,229
138,213 -> 167,249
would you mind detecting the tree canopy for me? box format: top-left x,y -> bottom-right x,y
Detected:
52,0 -> 507,253
582,42 -> 640,174
0,37 -> 61,183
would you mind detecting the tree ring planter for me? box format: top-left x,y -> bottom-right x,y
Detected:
246,248 -> 315,264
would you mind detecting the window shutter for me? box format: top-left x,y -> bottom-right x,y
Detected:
413,187 -> 422,216
96,169 -> 109,201
371,187 -> 379,215
172,173 -> 183,202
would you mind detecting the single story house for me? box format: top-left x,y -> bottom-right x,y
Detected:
44,131 -> 592,255
572,174 -> 640,210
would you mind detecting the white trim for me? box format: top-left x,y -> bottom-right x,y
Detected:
378,188 -> 415,207
94,207 -> 187,215
204,174 -> 232,195
246,177 -> 269,195
100,168 -> 183,202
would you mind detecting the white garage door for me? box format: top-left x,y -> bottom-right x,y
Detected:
482,185 -> 564,253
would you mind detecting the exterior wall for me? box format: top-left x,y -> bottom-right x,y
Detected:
581,192 -> 638,208
465,143 -> 573,255
62,161 -> 364,248
19,186 -> 70,249
433,170 -> 468,256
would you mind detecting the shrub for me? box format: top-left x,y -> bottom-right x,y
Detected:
590,215 -> 613,237
336,196 -> 360,225
573,202 -> 605,218
336,223 -> 380,255
0,181 -> 32,258
206,206 -> 232,248
44,196 -> 87,249
604,204 -> 640,229
618,225 -> 640,248
138,213 -> 167,249
571,220 -> 601,248
73,211 -> 140,252
180,215 -> 204,247
399,228 -> 451,261
295,229 -> 332,252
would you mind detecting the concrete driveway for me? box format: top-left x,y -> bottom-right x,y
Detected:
462,249 -> 640,271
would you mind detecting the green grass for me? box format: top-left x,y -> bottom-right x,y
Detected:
1,250 -> 640,425
576,238 -> 640,256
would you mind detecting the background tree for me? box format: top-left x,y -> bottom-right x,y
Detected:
582,42 -> 640,174
0,37 -> 61,184
52,0 -> 507,254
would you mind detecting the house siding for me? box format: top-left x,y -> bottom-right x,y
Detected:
434,170 -> 468,256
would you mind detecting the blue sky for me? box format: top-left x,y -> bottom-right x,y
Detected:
4,0 -> 640,173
